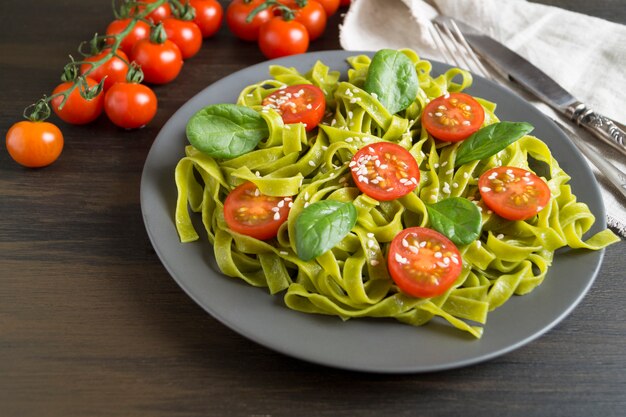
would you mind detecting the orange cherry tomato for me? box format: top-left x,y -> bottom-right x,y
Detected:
422,92 -> 485,142
262,84 -> 325,130
223,182 -> 292,240
349,142 -> 420,201
387,227 -> 462,298
478,166 -> 551,221
50,78 -> 104,125
80,49 -> 129,91
6,121 -> 64,168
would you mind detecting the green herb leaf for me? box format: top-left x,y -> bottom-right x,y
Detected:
364,49 -> 419,114
426,197 -> 481,246
186,104 -> 268,159
454,121 -> 534,167
295,200 -> 357,261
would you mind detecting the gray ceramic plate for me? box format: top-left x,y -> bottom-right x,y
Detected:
140,50 -> 607,373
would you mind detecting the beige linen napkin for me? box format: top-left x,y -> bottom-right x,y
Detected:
339,0 -> 626,236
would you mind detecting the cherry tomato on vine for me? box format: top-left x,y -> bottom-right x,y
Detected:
258,16 -> 309,59
262,84 -> 325,130
314,0 -> 340,16
105,18 -> 151,57
478,166 -> 551,221
387,227 -> 462,299
422,92 -> 485,142
130,28 -> 183,84
51,78 -> 104,125
189,0 -> 223,38
80,49 -> 129,91
223,181 -> 292,240
162,18 -> 203,59
282,0 -> 327,40
104,82 -> 158,129
226,0 -> 274,41
349,142 -> 420,201
131,0 -> 172,23
6,121 -> 64,168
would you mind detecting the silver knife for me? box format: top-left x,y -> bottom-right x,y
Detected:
435,16 -> 626,157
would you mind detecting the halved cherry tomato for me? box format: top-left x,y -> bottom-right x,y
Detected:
162,17 -> 203,59
51,78 -> 104,125
388,227 -> 462,298
349,142 -> 420,201
478,166 -> 551,221
190,0 -> 223,38
105,18 -> 151,56
422,92 -> 484,142
131,0 -> 172,23
226,0 -> 274,41
104,82 -> 158,129
80,49 -> 129,91
262,84 -> 325,130
223,182 -> 292,240
282,0 -> 327,40
257,16 -> 309,59
6,121 -> 64,168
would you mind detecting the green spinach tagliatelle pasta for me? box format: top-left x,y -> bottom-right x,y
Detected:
174,50 -> 619,338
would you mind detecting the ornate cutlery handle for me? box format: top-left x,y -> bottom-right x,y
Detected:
567,102 -> 626,156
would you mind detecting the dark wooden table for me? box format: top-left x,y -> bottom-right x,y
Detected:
1,1 -> 624,416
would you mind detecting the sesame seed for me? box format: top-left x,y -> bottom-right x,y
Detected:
273,212 -> 281,220
434,112 -> 443,117
434,163 -> 439,169
481,186 -> 491,192
277,200 -> 285,208
254,189 -> 261,197
462,120 -> 471,126
345,137 -> 353,143
497,233 -> 504,239
279,251 -> 289,256
434,252 -> 442,258
476,240 -> 482,248
308,160 -> 316,167
395,253 -> 408,264
370,259 -> 379,266
446,169 -> 454,175
303,202 -> 310,208
271,207 -> 280,212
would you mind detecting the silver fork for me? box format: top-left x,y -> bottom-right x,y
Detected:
426,19 -> 626,201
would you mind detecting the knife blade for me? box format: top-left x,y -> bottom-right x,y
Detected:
435,16 -> 626,157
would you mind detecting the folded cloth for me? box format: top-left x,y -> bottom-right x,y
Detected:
339,0 -> 626,236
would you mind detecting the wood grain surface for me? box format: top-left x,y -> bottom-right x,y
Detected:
1,1 -> 624,416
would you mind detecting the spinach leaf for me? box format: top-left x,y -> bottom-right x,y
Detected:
454,121 -> 534,167
426,197 -> 481,246
186,104 -> 268,159
295,200 -> 357,261
364,49 -> 419,115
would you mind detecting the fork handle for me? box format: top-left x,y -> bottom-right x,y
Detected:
566,102 -> 626,156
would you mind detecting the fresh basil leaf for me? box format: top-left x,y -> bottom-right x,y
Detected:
295,200 -> 357,261
426,197 -> 481,246
364,49 -> 419,115
454,121 -> 534,167
186,104 -> 268,159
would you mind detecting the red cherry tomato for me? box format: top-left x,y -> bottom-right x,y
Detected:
105,18 -> 151,56
478,166 -> 551,221
51,78 -> 104,125
282,0 -> 327,40
80,49 -> 129,91
131,0 -> 172,23
262,84 -> 325,131
104,82 -> 158,129
226,0 -> 274,41
162,18 -> 203,59
258,16 -> 309,59
422,92 -> 485,142
223,182 -> 292,240
130,37 -> 183,84
314,0 -> 340,16
6,121 -> 64,168
387,227 -> 462,298
349,142 -> 420,201
190,0 -> 223,38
